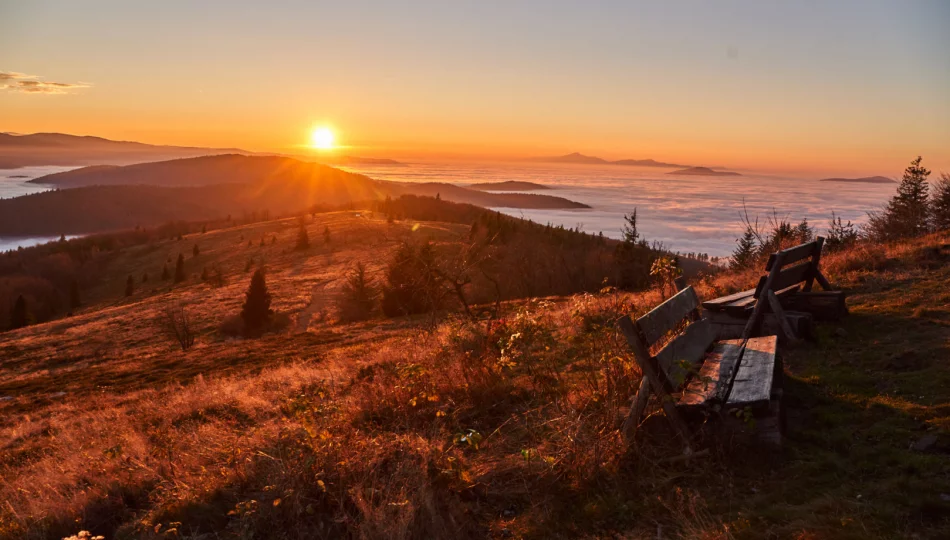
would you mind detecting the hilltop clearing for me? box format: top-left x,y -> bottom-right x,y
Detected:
0,208 -> 946,537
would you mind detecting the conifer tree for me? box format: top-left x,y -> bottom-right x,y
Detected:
296,223 -> 310,250
193,244 -> 200,257
125,275 -> 135,296
931,173 -> 950,232
885,156 -> 931,237
323,225 -> 331,244
241,268 -> 273,335
732,226 -> 758,270
161,263 -> 170,281
174,254 -> 186,283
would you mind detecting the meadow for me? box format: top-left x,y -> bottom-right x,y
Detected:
0,205 -> 947,539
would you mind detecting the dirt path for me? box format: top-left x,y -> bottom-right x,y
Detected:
294,278 -> 336,333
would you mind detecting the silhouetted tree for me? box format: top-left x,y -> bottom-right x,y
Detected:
201,224 -> 207,234
201,266 -> 209,281
10,295 -> 28,330
621,209 -> 641,244
241,268 -> 273,335
732,226 -> 758,270
193,244 -> 200,257
125,275 -> 135,296
338,262 -> 376,321
296,223 -> 310,250
69,280 -> 81,310
869,156 -> 931,239
161,263 -> 170,280
826,212 -> 858,251
174,254 -> 186,283
931,173 -> 950,232
323,225 -> 331,244
381,242 -> 442,316
795,218 -> 814,243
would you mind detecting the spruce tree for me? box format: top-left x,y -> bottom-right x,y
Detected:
174,254 -> 186,283
323,225 -> 331,244
885,156 -> 931,237
621,209 -> 641,245
10,295 -> 28,329
161,263 -> 170,281
193,244 -> 200,257
931,173 -> 950,232
241,268 -> 273,335
125,275 -> 135,296
296,223 -> 310,250
732,226 -> 758,270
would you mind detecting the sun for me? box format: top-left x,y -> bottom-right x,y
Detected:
310,127 -> 335,150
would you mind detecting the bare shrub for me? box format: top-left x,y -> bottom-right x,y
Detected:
162,303 -> 196,351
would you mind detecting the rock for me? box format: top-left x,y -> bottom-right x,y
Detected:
834,328 -> 848,338
912,434 -> 938,452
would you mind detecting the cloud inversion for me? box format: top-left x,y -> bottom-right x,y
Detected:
0,71 -> 91,94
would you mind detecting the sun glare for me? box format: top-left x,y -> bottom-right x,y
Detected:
310,127 -> 335,150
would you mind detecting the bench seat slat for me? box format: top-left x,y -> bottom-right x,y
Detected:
677,340 -> 742,408
701,288 -> 755,309
637,286 -> 700,345
726,335 -> 778,408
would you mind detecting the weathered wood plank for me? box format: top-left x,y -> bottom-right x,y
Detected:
708,311 -> 812,340
618,315 -> 693,449
802,236 -> 825,291
726,335 -> 777,408
754,261 -> 812,298
654,318 -> 716,387
715,284 -> 800,317
677,340 -> 742,408
813,268 -> 834,291
636,286 -> 700,345
701,288 -> 755,309
781,290 -> 846,321
765,240 -> 819,271
766,290 -> 799,344
621,377 -> 651,443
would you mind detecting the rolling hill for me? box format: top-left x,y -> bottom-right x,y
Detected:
2,155 -> 588,235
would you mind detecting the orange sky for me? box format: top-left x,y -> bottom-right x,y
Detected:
2,2 -> 949,177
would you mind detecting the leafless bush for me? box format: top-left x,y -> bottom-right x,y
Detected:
162,303 -> 196,351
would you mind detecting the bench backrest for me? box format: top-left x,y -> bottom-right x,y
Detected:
753,237 -> 825,298
620,286 -> 716,392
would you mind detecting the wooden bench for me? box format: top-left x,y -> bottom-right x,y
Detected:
703,237 -> 846,342
619,286 -> 783,453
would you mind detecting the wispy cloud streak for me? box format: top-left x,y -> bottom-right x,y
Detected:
1,71 -> 91,94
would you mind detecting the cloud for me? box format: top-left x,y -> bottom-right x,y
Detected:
0,71 -> 91,94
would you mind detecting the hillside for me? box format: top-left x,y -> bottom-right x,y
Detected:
0,218 -> 946,538
0,132 -> 251,169
0,132 -> 403,169
1,156 -> 588,235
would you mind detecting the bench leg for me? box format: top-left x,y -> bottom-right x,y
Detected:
621,378 -> 651,443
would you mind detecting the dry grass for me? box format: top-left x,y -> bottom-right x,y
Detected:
1,219 -> 948,539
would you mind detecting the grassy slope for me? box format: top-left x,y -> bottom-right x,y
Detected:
0,218 -> 948,539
